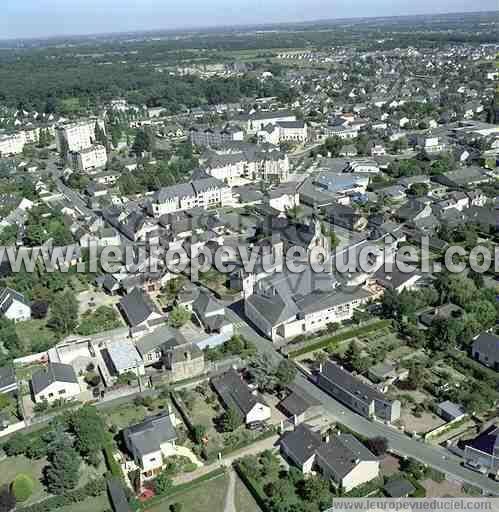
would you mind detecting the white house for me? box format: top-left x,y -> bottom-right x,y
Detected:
123,410 -> 178,481
31,363 -> 81,404
0,288 -> 31,322
212,369 -> 271,425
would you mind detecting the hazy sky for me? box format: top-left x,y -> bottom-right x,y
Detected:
2,0 -> 497,39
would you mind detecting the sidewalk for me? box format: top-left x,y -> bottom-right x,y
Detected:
173,434 -> 279,485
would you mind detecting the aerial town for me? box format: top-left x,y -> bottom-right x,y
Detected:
0,8 -> 497,512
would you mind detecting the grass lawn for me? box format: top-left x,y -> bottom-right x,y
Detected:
16,319 -> 58,355
59,494 -> 111,512
235,473 -> 262,512
106,397 -> 170,430
0,455 -> 48,504
145,474 -> 228,512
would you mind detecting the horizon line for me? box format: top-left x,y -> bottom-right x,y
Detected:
1,8 -> 498,44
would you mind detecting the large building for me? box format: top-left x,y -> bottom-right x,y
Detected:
244,266 -> 371,343
316,360 -> 401,423
241,110 -> 297,134
0,133 -> 25,156
69,144 -> 108,172
146,177 -> 232,217
56,119 -> 105,153
471,333 -> 499,371
258,121 -> 308,145
189,125 -> 244,147
202,145 -> 290,185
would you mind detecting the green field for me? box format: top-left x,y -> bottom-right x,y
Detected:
59,494 -> 111,512
0,455 -> 48,505
235,473 -> 262,512
145,474 -> 229,512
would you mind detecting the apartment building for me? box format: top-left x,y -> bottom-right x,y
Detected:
147,177 -> 232,217
0,133 -> 26,156
203,146 -> 290,185
56,118 -> 105,153
241,110 -> 297,134
258,121 -> 308,145
69,144 -> 108,172
189,125 -> 244,147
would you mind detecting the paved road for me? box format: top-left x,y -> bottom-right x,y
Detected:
224,469 -> 236,512
226,306 -> 499,496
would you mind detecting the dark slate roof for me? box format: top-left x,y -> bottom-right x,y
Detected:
135,325 -> 177,357
211,369 -> 260,417
119,287 -> 159,327
320,360 -> 387,404
31,363 -> 78,395
317,434 -> 378,479
467,425 -> 499,456
193,290 -> 224,320
107,478 -> 132,512
124,412 -> 177,456
0,366 -> 16,391
472,333 -> 499,363
384,478 -> 416,498
373,267 -> 420,290
280,384 -> 321,417
280,424 -> 322,465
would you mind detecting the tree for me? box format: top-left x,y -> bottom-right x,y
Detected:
366,437 -> 389,456
170,504 -> 183,512
275,360 -> 297,389
249,354 -> 278,392
69,406 -> 107,461
45,444 -> 80,494
168,306 -> 191,328
0,394 -> 12,411
259,450 -> 280,480
154,470 -> 173,495
10,474 -> 34,503
299,475 -> 331,508
192,424 -> 207,444
0,485 -> 15,512
221,407 -> 243,432
48,290 -> 78,335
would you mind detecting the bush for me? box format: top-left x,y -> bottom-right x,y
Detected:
170,503 -> 183,512
11,474 -> 34,502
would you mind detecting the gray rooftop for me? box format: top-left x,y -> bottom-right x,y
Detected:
31,362 -> 78,395
124,412 -> 177,457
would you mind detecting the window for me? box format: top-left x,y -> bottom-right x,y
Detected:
48,393 -> 54,398
59,389 -> 66,395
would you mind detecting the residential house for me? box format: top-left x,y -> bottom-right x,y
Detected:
0,366 -> 17,395
106,339 -> 146,378
211,369 -> 271,425
31,362 -> 81,404
280,424 -> 380,492
471,333 -> 499,371
464,425 -> 499,476
0,287 -> 31,322
123,411 -> 178,481
316,360 -> 401,423
278,384 -> 322,426
119,288 -> 166,335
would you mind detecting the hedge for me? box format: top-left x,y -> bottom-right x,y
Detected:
288,320 -> 392,358
141,468 -> 226,511
103,438 -> 122,479
234,462 -> 270,512
18,478 -> 106,512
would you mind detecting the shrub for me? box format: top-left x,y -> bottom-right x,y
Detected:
11,474 -> 34,502
170,503 -> 183,512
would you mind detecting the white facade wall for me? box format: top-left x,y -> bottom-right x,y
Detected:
34,380 -> 81,404
246,403 -> 271,424
72,145 -> 108,172
4,301 -> 31,323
